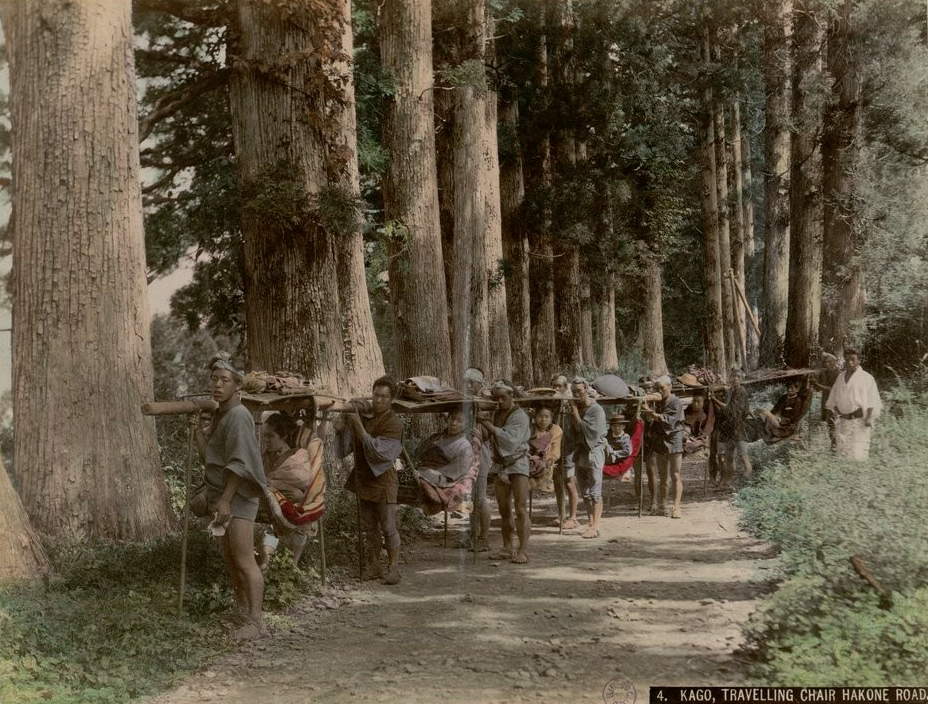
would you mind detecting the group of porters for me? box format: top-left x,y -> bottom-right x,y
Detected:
150,348 -> 881,639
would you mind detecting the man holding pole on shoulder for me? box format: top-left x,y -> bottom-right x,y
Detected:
569,376 -> 608,539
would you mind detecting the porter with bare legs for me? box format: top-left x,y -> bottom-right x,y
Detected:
569,377 -> 608,539
480,381 -> 532,564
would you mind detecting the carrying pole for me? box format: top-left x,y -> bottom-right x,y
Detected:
556,402 -> 567,535
178,419 -> 195,615
319,518 -> 327,586
636,400 -> 645,519
471,403 -> 479,565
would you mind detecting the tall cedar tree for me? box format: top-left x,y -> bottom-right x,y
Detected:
379,0 -> 453,383
785,0 -> 825,367
550,0 -> 584,371
1,0 -> 175,539
499,96 -> 534,386
228,0 -> 384,396
761,0 -> 793,366
819,0 -> 863,356
699,22 -> 727,374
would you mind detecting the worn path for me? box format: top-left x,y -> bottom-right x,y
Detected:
144,463 -> 776,704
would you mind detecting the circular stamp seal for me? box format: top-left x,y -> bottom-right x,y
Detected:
603,676 -> 637,704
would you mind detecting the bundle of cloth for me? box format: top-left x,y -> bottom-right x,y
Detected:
398,376 -> 463,403
260,436 -> 327,533
243,370 -> 315,395
415,431 -> 481,516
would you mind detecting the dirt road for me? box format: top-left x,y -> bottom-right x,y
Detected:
144,465 -> 776,704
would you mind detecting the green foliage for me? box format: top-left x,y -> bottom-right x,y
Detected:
438,60 -> 488,92
0,534 -> 228,704
736,396 -> 928,684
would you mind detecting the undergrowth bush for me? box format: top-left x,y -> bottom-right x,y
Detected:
737,394 -> 928,685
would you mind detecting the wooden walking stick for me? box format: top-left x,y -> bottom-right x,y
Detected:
636,400 -> 645,519
178,416 -> 196,615
556,402 -> 567,535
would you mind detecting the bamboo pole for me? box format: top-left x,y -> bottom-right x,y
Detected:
319,519 -> 327,586
730,268 -> 761,337
730,270 -> 748,368
636,400 -> 644,519
556,402 -> 567,534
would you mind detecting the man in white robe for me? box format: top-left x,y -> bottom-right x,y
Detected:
825,349 -> 882,461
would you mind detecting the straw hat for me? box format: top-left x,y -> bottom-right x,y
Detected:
677,372 -> 701,388
608,414 -> 628,424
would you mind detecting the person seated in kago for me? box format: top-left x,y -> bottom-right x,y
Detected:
416,407 -> 474,489
683,392 -> 711,454
753,378 -> 812,443
528,405 -> 562,492
257,411 -> 327,573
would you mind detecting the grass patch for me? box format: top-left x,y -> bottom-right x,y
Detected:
736,394 -> 928,685
0,459 -> 425,703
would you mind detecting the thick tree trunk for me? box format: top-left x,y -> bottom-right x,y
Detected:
2,0 -> 174,539
526,22 -> 557,384
761,0 -> 793,366
785,1 -> 825,368
230,0 -> 383,397
699,30 -> 727,374
435,90 -> 457,367
713,98 -> 737,367
380,0 -> 453,384
596,282 -> 619,371
819,0 -> 863,355
0,457 -> 50,581
449,0 -> 494,377
482,17 -> 512,379
499,98 -> 533,387
741,118 -> 757,259
730,100 -> 749,368
639,257 -> 669,376
550,0 -> 583,371
580,280 -> 594,366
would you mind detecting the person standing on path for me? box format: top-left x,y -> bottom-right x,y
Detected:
480,380 -> 532,564
711,368 -> 752,489
644,375 -> 685,518
336,376 -> 405,585
825,348 -> 882,461
193,354 -> 267,639
812,352 -> 840,451
550,374 -> 581,530
569,376 -> 608,539
462,367 -> 492,552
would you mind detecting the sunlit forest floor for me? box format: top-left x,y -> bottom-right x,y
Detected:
142,461 -> 777,704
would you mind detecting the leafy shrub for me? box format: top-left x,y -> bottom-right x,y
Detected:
737,396 -> 928,684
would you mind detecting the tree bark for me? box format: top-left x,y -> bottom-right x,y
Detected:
526,22 -> 557,384
713,97 -> 737,368
819,0 -> 863,355
785,1 -> 825,367
580,280 -> 594,366
596,281 -> 619,371
741,116 -> 757,259
482,14 -> 512,379
229,0 -> 383,397
499,98 -> 533,387
0,456 -> 50,581
761,0 -> 793,366
2,0 -> 175,539
639,256 -> 669,375
550,0 -> 583,371
730,100 -> 749,368
380,0 -> 453,384
699,28 -> 727,374
449,0 -> 493,377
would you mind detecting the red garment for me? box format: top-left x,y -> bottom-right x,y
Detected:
603,419 -> 644,478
